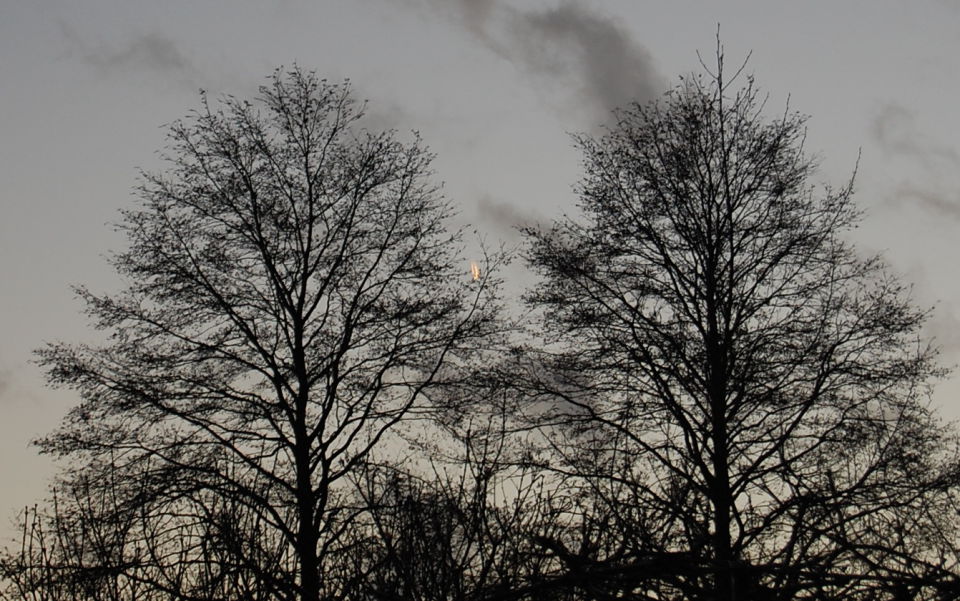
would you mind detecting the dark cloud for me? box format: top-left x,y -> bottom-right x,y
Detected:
448,0 -> 498,34
351,94 -> 419,137
408,0 -> 663,126
926,306 -> 960,358
0,365 -> 19,406
872,104 -> 959,168
477,194 -> 546,234
87,32 -> 190,73
59,23 -> 199,87
892,184 -> 960,221
895,261 -> 960,358
506,3 -> 662,123
872,104 -> 960,219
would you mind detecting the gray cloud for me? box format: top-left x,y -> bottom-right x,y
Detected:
891,184 -> 960,221
446,0 -> 498,34
925,304 -> 960,358
506,3 -> 662,123
409,0 -> 663,127
352,94 -> 419,137
896,260 -> 960,358
59,23 -> 199,87
87,32 -> 190,73
477,194 -> 546,235
872,104 -> 959,168
872,104 -> 960,219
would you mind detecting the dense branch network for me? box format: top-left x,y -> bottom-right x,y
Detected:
3,57 -> 960,601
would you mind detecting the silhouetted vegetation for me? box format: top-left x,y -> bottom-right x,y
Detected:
3,52 -> 959,601
2,68 -> 504,601
518,48 -> 960,600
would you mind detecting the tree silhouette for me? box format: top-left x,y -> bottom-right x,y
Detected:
19,67 -> 502,601
522,50 -> 960,600
5,53 -> 960,601
343,431 -> 552,601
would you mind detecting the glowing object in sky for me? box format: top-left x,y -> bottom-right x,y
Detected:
470,262 -> 481,281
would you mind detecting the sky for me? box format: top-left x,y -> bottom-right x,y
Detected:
2,0 -> 960,542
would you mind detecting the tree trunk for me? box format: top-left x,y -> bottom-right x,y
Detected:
711,412 -> 734,601
707,278 -> 735,601
296,432 -> 321,601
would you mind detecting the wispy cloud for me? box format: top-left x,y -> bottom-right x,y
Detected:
872,104 -> 959,167
891,184 -> 960,221
407,0 -> 664,127
505,3 -> 662,123
58,23 -> 200,88
925,304 -> 960,357
477,194 -> 546,235
872,103 -> 960,220
88,32 -> 190,73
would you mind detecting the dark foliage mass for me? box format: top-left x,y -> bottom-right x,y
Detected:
3,54 -> 959,601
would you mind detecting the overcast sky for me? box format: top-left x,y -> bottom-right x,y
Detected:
3,0 -> 960,541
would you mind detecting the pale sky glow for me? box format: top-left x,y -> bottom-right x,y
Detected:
3,0 -> 960,541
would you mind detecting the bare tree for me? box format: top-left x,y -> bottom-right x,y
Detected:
522,49 -> 960,600
343,462 -> 540,601
1,486 -> 137,601
1,454 -> 299,601
25,67 -> 502,601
